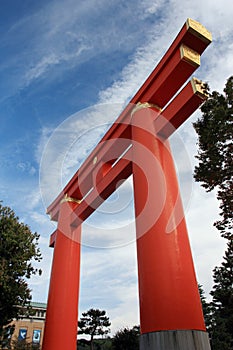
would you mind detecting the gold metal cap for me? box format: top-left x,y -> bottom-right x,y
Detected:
186,18 -> 212,44
131,102 -> 162,117
180,44 -> 200,67
191,77 -> 209,99
60,194 -> 81,204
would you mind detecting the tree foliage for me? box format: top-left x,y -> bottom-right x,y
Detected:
0,202 -> 42,340
210,240 -> 233,349
112,325 -> 140,350
78,309 -> 111,350
195,77 -> 233,349
199,241 -> 233,350
11,339 -> 41,350
198,284 -> 212,332
193,76 -> 233,239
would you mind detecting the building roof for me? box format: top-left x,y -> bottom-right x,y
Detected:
30,302 -> 47,309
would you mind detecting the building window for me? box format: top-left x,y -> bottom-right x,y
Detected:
18,328 -> 27,341
32,329 -> 41,344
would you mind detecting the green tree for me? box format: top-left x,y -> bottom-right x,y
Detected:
194,77 -> 233,349
198,284 -> 212,333
78,308 -> 111,350
210,240 -> 233,350
112,325 -> 140,350
0,202 -> 42,345
193,76 -> 233,240
11,338 -> 41,350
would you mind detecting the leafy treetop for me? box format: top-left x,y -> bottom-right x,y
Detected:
112,325 -> 140,350
193,76 -> 233,239
78,308 -> 111,350
0,202 -> 42,334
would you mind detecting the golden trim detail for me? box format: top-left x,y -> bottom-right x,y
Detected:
60,194 -> 81,204
180,44 -> 200,67
131,102 -> 162,117
191,77 -> 209,99
93,156 -> 98,165
186,18 -> 212,44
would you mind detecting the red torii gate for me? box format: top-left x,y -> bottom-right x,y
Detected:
42,19 -> 212,350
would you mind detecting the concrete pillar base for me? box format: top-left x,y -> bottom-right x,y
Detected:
140,330 -> 211,350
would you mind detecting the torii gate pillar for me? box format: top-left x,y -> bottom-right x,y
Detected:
132,106 -> 211,349
42,200 -> 81,349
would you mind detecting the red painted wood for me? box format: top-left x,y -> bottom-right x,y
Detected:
138,45 -> 200,108
131,107 -> 206,333
157,78 -> 207,137
131,18 -> 211,104
70,149 -> 132,227
42,201 -> 81,350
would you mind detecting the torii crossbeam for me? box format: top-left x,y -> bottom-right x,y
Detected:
42,19 -> 212,350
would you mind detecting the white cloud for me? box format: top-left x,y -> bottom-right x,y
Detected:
16,161 -> 36,175
24,45 -> 90,86
79,243 -> 139,334
39,103 -> 124,207
24,54 -> 61,82
0,0 -> 171,100
140,0 -> 165,17
185,183 -> 226,297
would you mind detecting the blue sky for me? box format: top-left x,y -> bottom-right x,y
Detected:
1,0 -> 233,334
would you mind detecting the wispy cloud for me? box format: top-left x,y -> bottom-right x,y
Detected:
79,243 -> 139,333
0,0 -> 169,101
39,103 -> 123,207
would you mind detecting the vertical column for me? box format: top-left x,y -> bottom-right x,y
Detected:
131,105 -> 211,350
42,198 -> 81,350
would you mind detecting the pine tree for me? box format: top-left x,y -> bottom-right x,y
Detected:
210,240 -> 233,350
194,77 -> 233,349
198,284 -> 212,333
78,308 -> 111,350
193,76 -> 233,240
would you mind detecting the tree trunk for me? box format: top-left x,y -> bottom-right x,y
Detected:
90,335 -> 94,350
